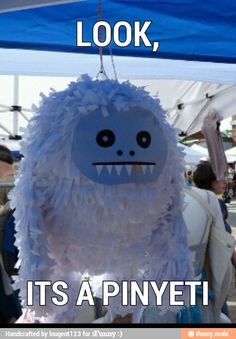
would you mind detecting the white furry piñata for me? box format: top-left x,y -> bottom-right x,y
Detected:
10,75 -> 193,323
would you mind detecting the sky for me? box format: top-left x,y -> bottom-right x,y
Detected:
0,74 -> 232,142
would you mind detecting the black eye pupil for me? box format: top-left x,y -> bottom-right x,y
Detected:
136,131 -> 151,148
96,129 -> 115,147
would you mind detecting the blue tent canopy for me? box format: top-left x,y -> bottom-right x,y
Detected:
0,0 -> 236,64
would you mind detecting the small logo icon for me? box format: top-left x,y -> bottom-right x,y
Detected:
188,331 -> 195,338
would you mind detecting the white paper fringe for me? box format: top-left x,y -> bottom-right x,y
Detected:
10,75 -> 193,322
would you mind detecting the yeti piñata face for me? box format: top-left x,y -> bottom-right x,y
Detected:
72,105 -> 168,184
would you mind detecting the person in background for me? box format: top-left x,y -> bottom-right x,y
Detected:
185,170 -> 193,187
0,145 -> 22,324
193,161 -> 231,234
0,146 -> 16,206
222,180 -> 234,204
193,161 -> 235,319
232,173 -> 236,198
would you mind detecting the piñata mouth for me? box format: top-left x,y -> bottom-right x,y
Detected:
92,162 -> 156,176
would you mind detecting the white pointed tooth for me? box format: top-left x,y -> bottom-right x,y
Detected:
114,165 -> 123,176
149,165 -> 155,174
125,165 -> 132,176
96,165 -> 104,175
106,165 -> 113,174
141,165 -> 148,174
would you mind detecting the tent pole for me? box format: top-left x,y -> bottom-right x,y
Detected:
0,123 -> 14,136
13,75 -> 19,136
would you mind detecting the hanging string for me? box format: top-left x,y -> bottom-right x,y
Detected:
96,0 -> 109,80
96,0 -> 118,81
109,47 -> 118,81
